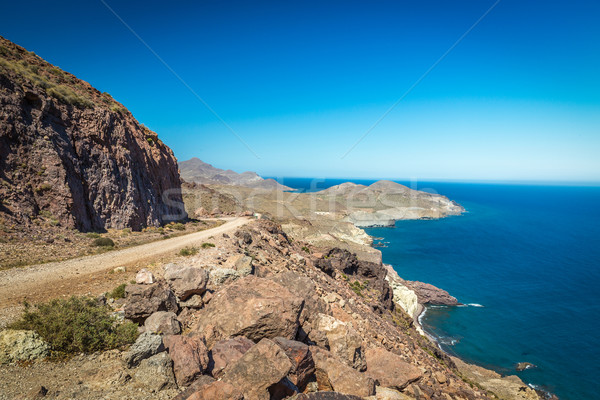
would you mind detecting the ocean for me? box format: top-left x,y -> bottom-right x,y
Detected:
272,178 -> 600,400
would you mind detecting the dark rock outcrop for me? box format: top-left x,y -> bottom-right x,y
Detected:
0,36 -> 185,233
404,281 -> 459,306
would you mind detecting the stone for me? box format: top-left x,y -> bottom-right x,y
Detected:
311,347 -> 375,397
132,352 -> 176,391
223,254 -> 254,276
192,276 -> 304,347
113,266 -> 126,273
434,371 -> 447,384
171,375 -> 216,400
314,313 -> 366,371
144,311 -> 181,335
123,331 -> 164,367
273,337 -> 315,390
135,268 -> 155,284
365,347 -> 422,391
516,362 -> 536,371
404,281 -> 459,306
0,330 -> 49,364
209,268 -> 241,286
293,393 -> 363,400
222,338 -> 293,400
372,386 -> 413,400
164,263 -> 209,301
179,294 -> 204,309
17,386 -> 48,400
164,335 -> 209,386
124,283 -> 178,323
208,336 -> 254,378
187,381 -> 243,400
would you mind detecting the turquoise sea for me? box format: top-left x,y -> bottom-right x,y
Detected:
274,178 -> 600,400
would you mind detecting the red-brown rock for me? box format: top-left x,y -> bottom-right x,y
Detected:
311,347 -> 375,397
163,335 -> 209,386
186,381 -> 243,400
273,337 -> 315,390
208,336 -> 254,378
365,347 -> 422,391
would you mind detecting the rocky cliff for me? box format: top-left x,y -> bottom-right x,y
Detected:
0,36 -> 184,232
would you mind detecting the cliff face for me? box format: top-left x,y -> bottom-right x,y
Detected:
0,36 -> 184,232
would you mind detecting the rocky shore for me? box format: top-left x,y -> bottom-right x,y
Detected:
0,219 -> 541,400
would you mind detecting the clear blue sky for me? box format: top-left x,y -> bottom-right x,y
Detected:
2,0 -> 599,182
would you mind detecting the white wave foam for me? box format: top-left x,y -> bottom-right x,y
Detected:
468,303 -> 484,307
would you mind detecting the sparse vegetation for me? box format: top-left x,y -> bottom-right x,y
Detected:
179,246 -> 199,256
201,242 -> 215,249
170,222 -> 185,231
92,237 -> 115,248
8,296 -> 138,357
108,283 -> 127,299
47,85 -> 94,108
350,280 -> 368,297
86,232 -> 101,239
302,246 -> 310,253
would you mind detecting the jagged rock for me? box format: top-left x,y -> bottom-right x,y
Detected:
311,347 -> 375,397
164,264 -> 209,301
144,311 -> 181,335
187,381 -> 243,400
235,230 -> 253,245
222,338 -> 293,400
208,336 -> 254,378
192,276 -> 304,347
273,337 -> 315,390
516,362 -> 536,371
404,281 -> 459,306
132,352 -> 176,391
208,267 -> 241,286
124,283 -> 178,323
135,269 -> 155,284
364,347 -> 422,391
372,386 -> 413,399
0,36 -> 184,233
123,331 -> 164,367
292,393 -> 363,400
0,330 -> 49,364
163,335 -> 209,386
179,294 -> 204,309
171,375 -> 215,400
313,313 -> 366,371
384,266 -> 419,319
223,254 -> 254,275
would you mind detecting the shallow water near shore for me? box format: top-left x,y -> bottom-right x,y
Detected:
277,178 -> 600,400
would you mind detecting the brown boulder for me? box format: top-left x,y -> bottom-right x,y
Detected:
144,311 -> 181,335
222,338 -> 293,400
311,347 -> 375,397
163,335 -> 209,386
124,283 -> 178,323
314,313 -> 366,371
192,276 -> 304,347
171,375 -> 215,400
365,347 -> 422,391
208,336 -> 254,378
164,263 -> 209,301
187,381 -> 243,400
273,337 -> 315,390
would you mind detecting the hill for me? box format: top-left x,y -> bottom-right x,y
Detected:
179,157 -> 291,190
0,36 -> 184,234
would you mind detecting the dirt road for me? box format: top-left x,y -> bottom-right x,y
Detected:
0,217 -> 250,321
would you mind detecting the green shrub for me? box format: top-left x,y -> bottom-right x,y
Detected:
86,232 -> 101,239
179,246 -> 199,256
92,237 -> 115,248
47,85 -> 93,109
301,246 -> 310,253
9,296 -> 138,357
108,283 -> 127,299
201,242 -> 215,249
171,222 -> 185,231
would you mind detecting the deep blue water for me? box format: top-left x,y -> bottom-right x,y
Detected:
274,178 -> 600,400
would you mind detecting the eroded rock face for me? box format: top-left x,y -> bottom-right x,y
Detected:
192,276 -> 304,346
0,36 -> 184,232
123,283 -> 178,323
163,335 -> 209,386
222,338 -> 293,400
364,347 -> 422,391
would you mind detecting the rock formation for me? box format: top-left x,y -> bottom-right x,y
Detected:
0,36 -> 184,233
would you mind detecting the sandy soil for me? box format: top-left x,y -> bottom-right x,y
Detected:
0,217 -> 250,326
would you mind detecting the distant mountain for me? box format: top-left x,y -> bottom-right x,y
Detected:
179,158 -> 291,190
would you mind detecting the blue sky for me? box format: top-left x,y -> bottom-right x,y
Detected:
1,0 -> 599,182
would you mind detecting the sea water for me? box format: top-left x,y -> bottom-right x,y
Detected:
274,178 -> 600,400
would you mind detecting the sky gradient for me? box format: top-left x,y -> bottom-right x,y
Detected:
1,0 -> 599,182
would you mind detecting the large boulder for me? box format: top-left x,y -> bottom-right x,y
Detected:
135,268 -> 155,284
164,264 -> 209,301
273,337 -> 315,391
314,313 -> 366,371
123,331 -> 164,367
0,330 -> 49,364
187,381 -> 244,400
144,311 -> 181,335
222,338 -> 293,400
124,283 -> 178,323
365,347 -> 422,391
171,376 -> 215,400
192,276 -> 304,347
208,336 -> 255,378
311,347 -> 375,397
163,335 -> 209,386
132,352 -> 177,391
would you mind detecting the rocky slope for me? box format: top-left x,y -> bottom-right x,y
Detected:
179,157 -> 291,190
0,36 -> 184,233
0,219 -> 541,400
